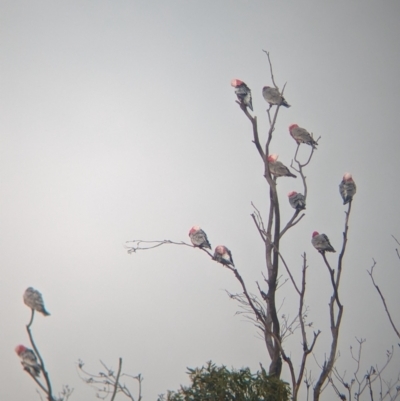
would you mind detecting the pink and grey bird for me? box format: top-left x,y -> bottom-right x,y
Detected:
15,345 -> 41,377
289,124 -> 318,149
312,231 -> 336,253
231,79 -> 253,111
262,86 -> 290,108
214,245 -> 235,267
23,287 -> 50,316
288,191 -> 306,210
339,173 -> 356,205
189,226 -> 211,249
268,154 -> 297,178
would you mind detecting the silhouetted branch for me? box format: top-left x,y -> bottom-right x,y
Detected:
26,310 -> 55,401
337,202 -> 352,288
276,249 -> 300,295
126,240 -> 215,268
78,359 -> 142,401
330,339 -> 399,401
225,265 -> 266,324
280,211 -> 305,239
322,253 -> 341,307
56,386 -> 74,401
110,358 -> 123,401
277,252 -> 321,400
262,50 -> 279,89
282,139 -> 319,239
292,137 -> 320,169
126,239 -> 207,253
313,202 -> 351,400
235,52 -> 288,377
126,51 -> 359,400
391,235 -> 400,260
293,254 -> 321,400
368,260 -> 400,339
251,202 -> 267,241
236,101 -> 265,162
304,370 -> 315,401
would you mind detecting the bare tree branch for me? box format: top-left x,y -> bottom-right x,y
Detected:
280,211 -> 305,239
367,260 -> 400,339
126,51 -> 357,401
313,203 -> 353,400
330,339 -> 399,401
262,50 -> 279,89
251,202 -> 267,241
235,101 -> 265,162
390,235 -> 400,262
78,359 -> 142,401
126,239 -> 209,254
110,358 -> 123,401
26,310 -> 55,401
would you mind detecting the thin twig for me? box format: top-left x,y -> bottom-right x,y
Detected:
110,358 -> 122,401
236,101 -> 265,162
225,265 -> 265,324
322,253 -> 341,307
127,239 -> 200,252
280,212 -> 305,239
337,202 -> 352,288
368,260 -> 400,339
262,50 -> 279,89
313,200 -> 350,400
26,309 -> 55,401
275,249 -> 300,295
126,239 -> 214,260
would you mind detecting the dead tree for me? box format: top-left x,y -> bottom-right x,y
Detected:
126,51 -> 353,401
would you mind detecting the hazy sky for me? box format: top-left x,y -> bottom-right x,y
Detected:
2,1 -> 400,400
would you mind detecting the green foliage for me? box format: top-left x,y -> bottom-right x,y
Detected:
158,361 -> 290,401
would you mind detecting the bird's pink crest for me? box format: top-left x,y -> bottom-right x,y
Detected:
288,191 -> 297,197
215,245 -> 225,254
267,154 -> 278,162
15,345 -> 26,355
343,173 -> 353,181
289,124 -> 298,131
312,231 -> 319,238
189,225 -> 200,235
231,79 -> 243,87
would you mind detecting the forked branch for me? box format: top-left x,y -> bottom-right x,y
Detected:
368,260 -> 400,339
330,339 -> 399,401
26,310 -> 55,401
78,359 -> 142,401
313,203 -> 353,400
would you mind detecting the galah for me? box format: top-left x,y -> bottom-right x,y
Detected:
339,173 -> 357,205
15,345 -> 41,377
189,226 -> 211,249
23,287 -> 50,316
262,86 -> 290,108
267,154 -> 297,178
214,245 -> 235,267
311,231 -> 336,253
231,79 -> 253,111
288,191 -> 306,210
289,124 -> 318,149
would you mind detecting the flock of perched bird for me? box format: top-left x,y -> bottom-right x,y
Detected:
231,78 -> 357,254
186,80 -> 357,266
15,288 -> 50,377
14,79 -> 357,380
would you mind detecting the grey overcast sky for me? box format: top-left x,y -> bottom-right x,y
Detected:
2,1 -> 400,399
